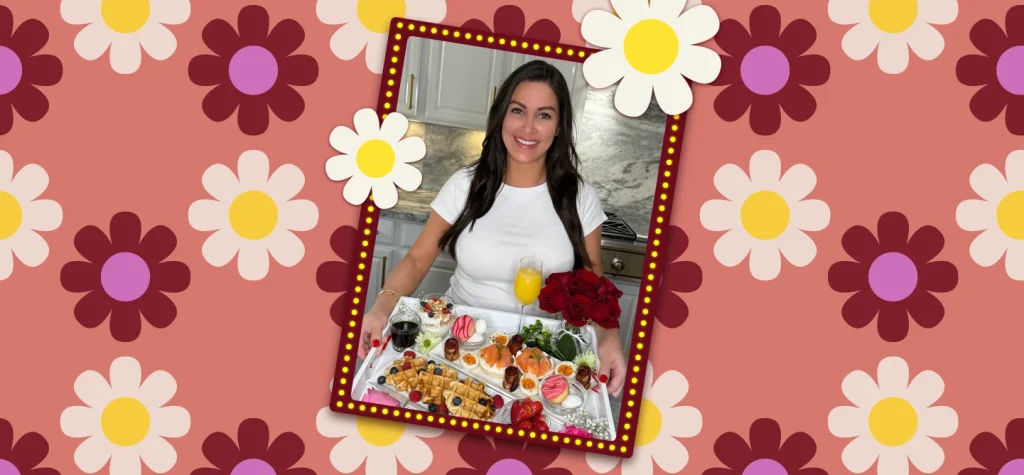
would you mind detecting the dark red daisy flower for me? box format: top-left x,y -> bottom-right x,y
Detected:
188,5 -> 318,136
60,212 -> 191,342
828,211 -> 958,343
956,5 -> 1024,136
711,5 -> 829,136
316,225 -> 357,327
0,418 -> 58,475
192,418 -> 315,475
656,226 -> 702,328
448,434 -> 570,475
704,418 -> 827,475
461,5 -> 561,43
0,6 -> 62,136
960,418 -> 1024,475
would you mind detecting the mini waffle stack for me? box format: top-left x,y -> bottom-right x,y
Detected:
415,361 -> 459,405
443,378 -> 496,421
383,357 -> 426,392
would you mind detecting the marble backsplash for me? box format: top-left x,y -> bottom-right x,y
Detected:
397,85 -> 666,240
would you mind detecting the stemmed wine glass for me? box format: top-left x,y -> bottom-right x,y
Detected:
514,257 -> 543,318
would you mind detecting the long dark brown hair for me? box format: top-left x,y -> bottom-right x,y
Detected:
437,60 -> 592,270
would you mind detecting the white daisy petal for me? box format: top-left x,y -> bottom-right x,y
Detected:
75,369 -> 113,408
393,435 -> 434,473
61,0 -> 102,24
138,370 -> 176,408
905,437 -> 944,473
876,356 -> 910,395
403,0 -> 447,22
354,108 -> 382,137
791,200 -> 830,231
713,229 -> 751,267
877,35 -> 910,75
841,435 -> 882,473
829,0 -> 869,25
583,49 -> 628,89
9,163 -> 48,202
920,406 -> 958,438
0,151 -> 11,185
674,5 -> 720,45
778,163 -> 816,201
0,248 -> 11,280
610,0 -> 646,24
842,369 -> 880,408
621,444 -> 654,475
395,137 -> 426,164
329,124 -> 362,155
109,450 -> 142,475
110,35 -> 143,75
906,23 -> 944,61
749,150 -> 782,188
23,200 -> 63,232
365,447 -> 398,475
1004,150 -> 1024,188
151,0 -> 191,25
405,424 -> 444,439
955,199 -> 995,232
74,22 -> 114,61
778,229 -> 816,267
237,150 -> 270,189
970,163 -> 1010,202
74,435 -> 113,473
59,406 -> 98,438
11,229 -> 49,267
666,405 -> 702,438
280,200 -> 319,231
587,452 -> 622,473
201,164 -> 241,202
391,163 -> 422,192
371,180 -> 400,209
329,436 -> 368,473
379,112 -> 410,142
699,199 -> 738,232
316,0 -> 356,24
713,163 -> 753,202
841,23 -> 880,61
580,9 -> 625,49
138,436 -> 177,473
330,22 -> 371,61
1005,245 -> 1024,280
152,406 -> 190,438
266,229 -> 305,267
266,164 -> 305,202
651,72 -> 693,116
364,32 -> 388,74
316,407 -> 356,438
343,175 -> 373,206
201,228 -> 240,268
650,369 -> 688,407
573,0 -> 612,23
326,155 -> 358,182
649,435 -> 687,473
906,370 -> 944,408
614,71 -> 655,118
188,200 -> 227,232
828,406 -> 867,438
879,448 -> 911,475
110,356 -> 142,394
139,23 -> 177,61
748,244 -> 782,281
969,229 -> 1008,267
921,0 -> 958,25
237,241 -> 270,281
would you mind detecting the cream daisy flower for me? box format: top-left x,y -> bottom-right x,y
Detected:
60,0 -> 191,75
60,356 -> 190,475
316,0 -> 447,74
956,150 -> 1024,280
587,362 -> 702,475
325,109 -> 425,209
188,150 -> 319,281
315,407 -> 441,474
0,151 -> 62,281
699,150 -> 830,281
828,356 -> 958,475
828,0 -> 958,74
580,0 -> 721,117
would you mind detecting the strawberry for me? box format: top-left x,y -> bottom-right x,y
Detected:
510,401 -> 528,426
518,420 -> 533,429
531,399 -> 543,414
403,351 -> 416,358
492,395 -> 505,409
532,419 -> 549,432
520,399 -> 535,420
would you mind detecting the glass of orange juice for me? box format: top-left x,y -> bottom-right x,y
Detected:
514,257 -> 543,317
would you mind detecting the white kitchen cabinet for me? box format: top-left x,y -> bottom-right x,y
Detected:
364,248 -> 396,314
509,53 -> 589,119
396,37 -> 424,117
422,40 -> 507,130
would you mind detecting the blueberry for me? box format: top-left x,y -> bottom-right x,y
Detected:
434,367 -> 442,375
446,303 -> 454,309
428,403 -> 438,412
376,376 -> 386,384
478,398 -> 487,406
390,367 -> 399,375
453,396 -> 462,406
427,311 -> 435,318
420,301 -> 427,307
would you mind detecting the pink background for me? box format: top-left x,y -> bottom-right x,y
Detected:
1,0 -> 1019,474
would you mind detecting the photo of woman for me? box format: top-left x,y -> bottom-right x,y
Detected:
357,59 -> 627,398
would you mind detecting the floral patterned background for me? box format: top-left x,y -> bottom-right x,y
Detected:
1,0 -> 1023,474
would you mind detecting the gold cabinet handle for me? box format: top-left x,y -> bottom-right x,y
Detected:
407,74 -> 415,109
380,255 -> 387,289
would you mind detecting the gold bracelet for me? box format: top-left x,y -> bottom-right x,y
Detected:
377,289 -> 397,297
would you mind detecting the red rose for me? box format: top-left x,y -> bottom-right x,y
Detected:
570,269 -> 601,299
538,271 -> 572,313
564,294 -> 592,327
597,276 -> 623,301
590,298 -> 621,329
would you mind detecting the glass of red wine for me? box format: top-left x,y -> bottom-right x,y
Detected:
389,310 -> 421,351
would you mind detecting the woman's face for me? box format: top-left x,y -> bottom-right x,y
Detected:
501,81 -> 560,166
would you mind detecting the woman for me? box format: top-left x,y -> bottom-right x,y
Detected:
358,60 -> 626,397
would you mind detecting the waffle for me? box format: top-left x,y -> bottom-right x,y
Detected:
443,378 -> 496,421
383,357 -> 426,392
415,361 -> 459,405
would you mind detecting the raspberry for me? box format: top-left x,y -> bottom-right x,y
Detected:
402,362 -> 412,370
438,403 -> 448,414
409,391 -> 422,403
403,351 -> 416,358
492,395 -> 505,409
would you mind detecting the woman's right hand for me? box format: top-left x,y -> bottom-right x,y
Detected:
358,308 -> 389,360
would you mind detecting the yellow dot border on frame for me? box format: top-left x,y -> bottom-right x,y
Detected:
325,17 -> 687,460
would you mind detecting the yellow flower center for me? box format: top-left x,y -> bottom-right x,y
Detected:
868,0 -> 918,34
868,397 -> 918,446
229,190 -> 278,240
356,139 -> 397,179
356,416 -> 405,446
101,397 -> 150,447
0,191 -> 22,240
356,0 -> 406,34
997,190 -> 1024,239
623,19 -> 679,75
635,398 -> 662,447
740,190 -> 790,240
101,0 -> 151,34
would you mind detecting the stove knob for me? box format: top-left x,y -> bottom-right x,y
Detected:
611,257 -> 624,273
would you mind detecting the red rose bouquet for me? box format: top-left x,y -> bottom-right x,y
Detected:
538,268 -> 622,329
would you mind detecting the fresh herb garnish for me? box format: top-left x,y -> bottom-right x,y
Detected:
520,321 -> 554,354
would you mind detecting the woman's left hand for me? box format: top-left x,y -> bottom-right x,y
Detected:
597,330 -> 626,398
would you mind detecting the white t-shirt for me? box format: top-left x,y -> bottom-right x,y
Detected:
430,167 -> 607,316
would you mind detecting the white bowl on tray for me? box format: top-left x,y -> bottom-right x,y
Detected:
539,374 -> 589,418
415,293 -> 458,336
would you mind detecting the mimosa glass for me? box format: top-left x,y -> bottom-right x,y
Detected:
514,257 -> 543,317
